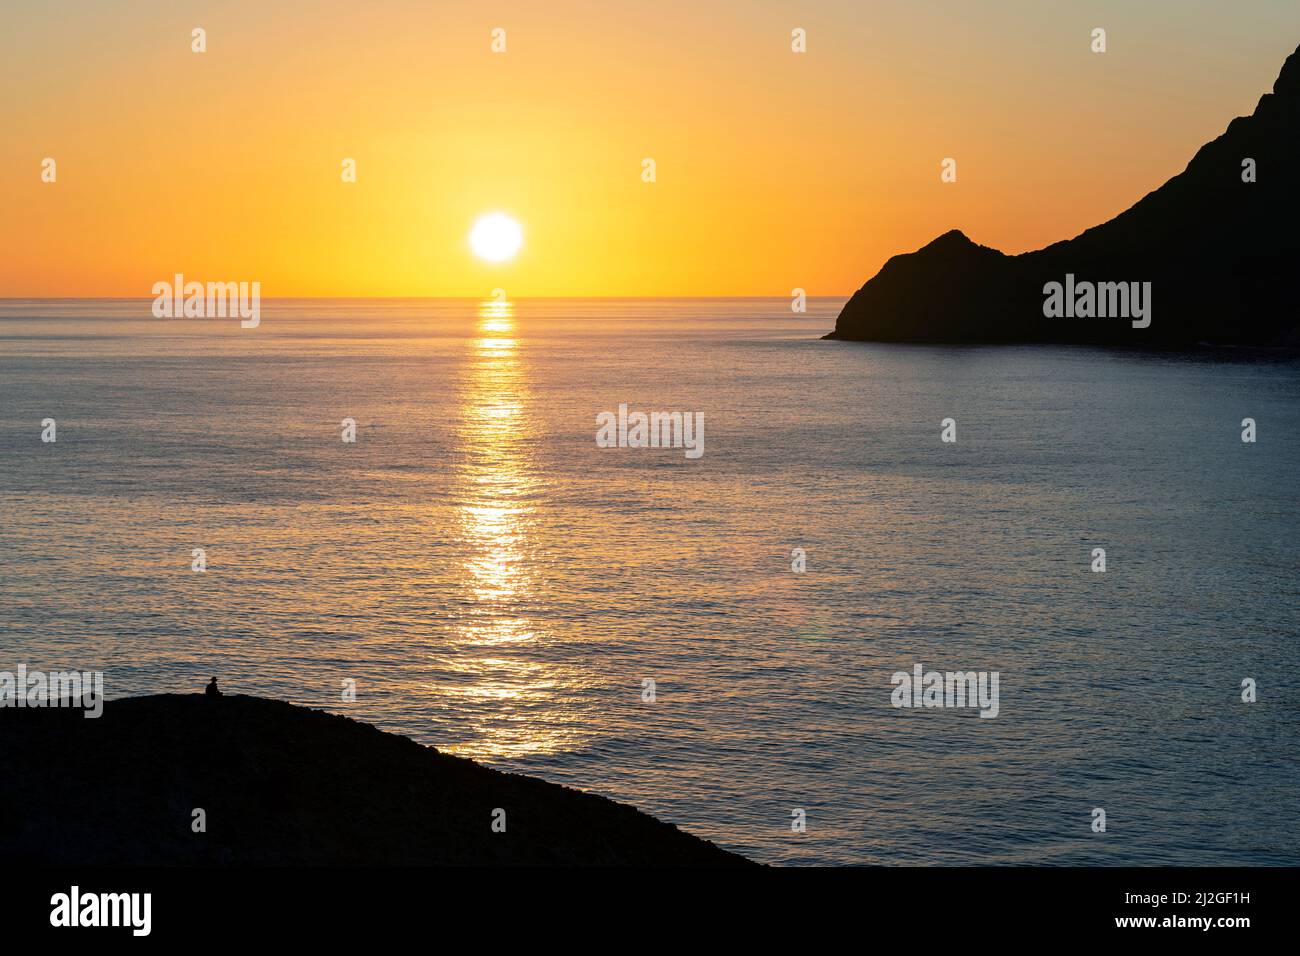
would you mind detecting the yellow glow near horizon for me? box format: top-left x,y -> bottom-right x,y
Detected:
469,214 -> 524,263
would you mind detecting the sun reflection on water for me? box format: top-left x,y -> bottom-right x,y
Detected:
434,299 -> 587,761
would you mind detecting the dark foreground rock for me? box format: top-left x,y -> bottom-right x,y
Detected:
0,694 -> 752,866
827,43 -> 1300,347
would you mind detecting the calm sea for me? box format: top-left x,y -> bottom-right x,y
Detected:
2,298 -> 1297,865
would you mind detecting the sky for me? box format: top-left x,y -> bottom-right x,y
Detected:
2,0 -> 1299,297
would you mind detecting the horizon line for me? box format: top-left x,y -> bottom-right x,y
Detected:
0,294 -> 852,302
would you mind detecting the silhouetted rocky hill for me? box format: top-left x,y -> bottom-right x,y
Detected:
827,43 -> 1300,346
0,694 -> 752,866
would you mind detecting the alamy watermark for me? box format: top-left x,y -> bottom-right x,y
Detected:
50,886 -> 150,936
151,274 -> 260,328
596,403 -> 704,459
1043,274 -> 1150,329
0,665 -> 104,718
890,664 -> 1000,718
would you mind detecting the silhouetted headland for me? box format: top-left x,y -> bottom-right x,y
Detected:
0,694 -> 752,866
826,43 -> 1300,347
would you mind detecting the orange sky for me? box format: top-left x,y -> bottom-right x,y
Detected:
3,0 -> 1298,296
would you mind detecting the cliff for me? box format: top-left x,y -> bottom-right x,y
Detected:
827,43 -> 1300,346
0,694 -> 752,866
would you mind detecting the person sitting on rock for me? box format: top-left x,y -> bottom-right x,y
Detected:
205,677 -> 222,697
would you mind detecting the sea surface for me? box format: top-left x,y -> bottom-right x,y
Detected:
2,297 -> 1297,865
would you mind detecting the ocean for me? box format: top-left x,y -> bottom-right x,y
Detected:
2,297 -> 1297,865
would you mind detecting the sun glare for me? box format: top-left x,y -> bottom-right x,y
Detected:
470,213 -> 523,263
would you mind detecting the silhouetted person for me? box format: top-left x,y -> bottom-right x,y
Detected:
205,677 -> 222,698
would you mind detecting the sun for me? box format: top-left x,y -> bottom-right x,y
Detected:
470,213 -> 523,263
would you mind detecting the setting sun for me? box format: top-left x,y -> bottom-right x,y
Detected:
470,213 -> 523,263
